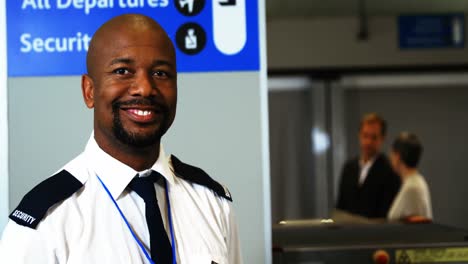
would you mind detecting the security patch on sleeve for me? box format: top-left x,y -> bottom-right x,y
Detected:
9,170 -> 83,229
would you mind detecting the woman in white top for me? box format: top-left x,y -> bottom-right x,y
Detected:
388,132 -> 432,221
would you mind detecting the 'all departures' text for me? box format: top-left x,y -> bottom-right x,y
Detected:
21,0 -> 169,15
18,0 -> 169,53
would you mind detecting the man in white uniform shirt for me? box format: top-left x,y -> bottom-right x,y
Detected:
1,14 -> 242,264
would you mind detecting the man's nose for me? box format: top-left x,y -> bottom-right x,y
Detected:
363,137 -> 373,145
130,73 -> 155,97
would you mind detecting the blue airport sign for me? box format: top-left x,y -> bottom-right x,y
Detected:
7,0 -> 260,76
399,14 -> 465,49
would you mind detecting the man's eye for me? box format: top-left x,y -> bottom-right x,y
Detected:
113,68 -> 130,75
153,71 -> 169,78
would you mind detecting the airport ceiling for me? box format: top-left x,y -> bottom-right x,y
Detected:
266,0 -> 468,19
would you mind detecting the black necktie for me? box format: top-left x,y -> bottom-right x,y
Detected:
129,171 -> 173,264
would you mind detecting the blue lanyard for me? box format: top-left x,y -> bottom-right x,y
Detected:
97,175 -> 177,264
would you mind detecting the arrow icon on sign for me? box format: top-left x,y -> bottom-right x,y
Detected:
179,0 -> 194,13
218,0 -> 236,6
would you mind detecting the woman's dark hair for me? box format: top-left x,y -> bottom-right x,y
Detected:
392,132 -> 423,168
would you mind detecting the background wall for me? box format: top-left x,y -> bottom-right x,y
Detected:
269,89 -> 315,223
7,72 -> 271,263
267,15 -> 468,70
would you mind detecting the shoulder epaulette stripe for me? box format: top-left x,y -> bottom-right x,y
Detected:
9,170 -> 83,229
171,156 -> 232,202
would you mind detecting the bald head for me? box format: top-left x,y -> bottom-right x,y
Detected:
81,13 -> 178,167
86,14 -> 175,78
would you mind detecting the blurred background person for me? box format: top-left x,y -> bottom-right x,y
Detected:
388,132 -> 432,221
336,113 -> 401,218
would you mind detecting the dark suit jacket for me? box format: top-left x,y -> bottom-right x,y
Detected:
336,153 -> 401,218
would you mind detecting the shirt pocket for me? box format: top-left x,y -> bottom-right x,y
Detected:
188,254 -> 227,264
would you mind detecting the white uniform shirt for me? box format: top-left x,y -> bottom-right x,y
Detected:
387,172 -> 433,220
1,135 -> 242,264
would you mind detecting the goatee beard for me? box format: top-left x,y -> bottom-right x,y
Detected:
111,98 -> 170,148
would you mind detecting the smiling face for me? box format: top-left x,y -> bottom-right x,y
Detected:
82,15 -> 177,154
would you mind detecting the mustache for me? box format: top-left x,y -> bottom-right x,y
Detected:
112,98 -> 169,113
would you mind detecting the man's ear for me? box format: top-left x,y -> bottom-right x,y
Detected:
82,74 -> 95,108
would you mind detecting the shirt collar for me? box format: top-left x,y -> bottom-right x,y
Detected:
403,171 -> 421,183
360,155 -> 377,168
84,132 -> 175,200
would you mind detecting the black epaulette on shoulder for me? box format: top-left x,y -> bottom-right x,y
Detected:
9,170 -> 83,229
171,155 -> 233,202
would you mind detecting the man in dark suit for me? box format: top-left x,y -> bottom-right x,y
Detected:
337,113 -> 401,218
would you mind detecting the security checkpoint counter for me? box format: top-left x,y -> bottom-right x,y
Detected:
273,212 -> 468,264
